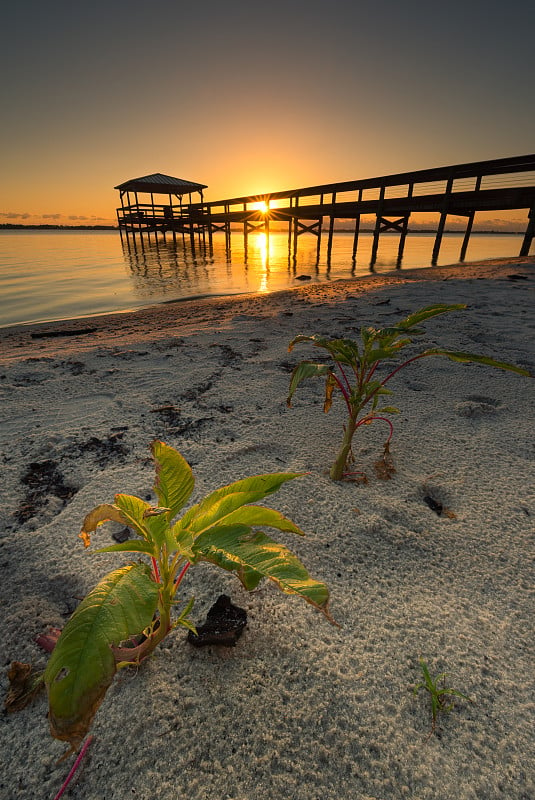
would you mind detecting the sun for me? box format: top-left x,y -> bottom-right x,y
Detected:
251,200 -> 270,214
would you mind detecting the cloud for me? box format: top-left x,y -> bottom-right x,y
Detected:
1,210 -> 116,225
0,211 -> 31,219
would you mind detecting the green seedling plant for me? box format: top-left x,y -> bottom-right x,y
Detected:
287,303 -> 530,480
41,441 -> 333,753
413,657 -> 473,733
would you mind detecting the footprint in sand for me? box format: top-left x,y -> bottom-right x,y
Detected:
454,395 -> 503,418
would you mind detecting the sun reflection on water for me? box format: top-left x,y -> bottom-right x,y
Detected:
252,231 -> 270,292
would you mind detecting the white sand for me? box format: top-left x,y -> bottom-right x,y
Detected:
0,257 -> 534,800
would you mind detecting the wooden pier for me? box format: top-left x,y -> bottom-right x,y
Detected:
115,154 -> 535,265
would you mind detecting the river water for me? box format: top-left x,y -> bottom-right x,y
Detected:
0,228 -> 528,328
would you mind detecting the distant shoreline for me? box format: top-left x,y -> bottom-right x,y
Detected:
0,223 -> 525,234
0,223 -> 117,230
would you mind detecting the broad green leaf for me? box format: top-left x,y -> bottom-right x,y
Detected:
288,334 -> 317,351
93,540 -> 156,556
365,346 -> 405,364
179,472 -> 303,532
172,524 -> 197,561
114,494 -> 153,539
320,338 -> 361,364
193,525 -> 333,620
44,564 -> 159,748
289,334 -> 361,364
151,441 -> 195,520
206,504 -> 306,536
397,304 -> 466,330
143,511 -> 172,549
362,326 -> 409,340
191,527 -> 264,590
287,361 -> 332,406
421,348 -> 531,376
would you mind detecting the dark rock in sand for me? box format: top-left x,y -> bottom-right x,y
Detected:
187,594 -> 247,647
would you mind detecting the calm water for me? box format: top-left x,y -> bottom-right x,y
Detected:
0,229 -> 528,328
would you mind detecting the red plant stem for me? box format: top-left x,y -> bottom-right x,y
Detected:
151,557 -> 161,583
362,353 -> 429,408
356,415 -> 394,443
174,561 -> 191,593
331,373 -> 352,414
381,353 -> 429,387
365,362 -> 378,383
336,363 -> 352,396
53,736 -> 93,800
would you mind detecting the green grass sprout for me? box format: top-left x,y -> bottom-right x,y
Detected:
413,657 -> 473,733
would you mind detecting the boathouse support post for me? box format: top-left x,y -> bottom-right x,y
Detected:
520,204 -> 535,257
126,191 -> 133,236
150,192 -> 155,238
170,193 -> 176,243
207,206 -> 213,251
118,192 -> 126,242
179,197 -> 186,245
134,191 -> 142,239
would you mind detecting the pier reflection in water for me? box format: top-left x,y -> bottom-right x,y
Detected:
121,228 -> 527,305
121,229 -> 339,301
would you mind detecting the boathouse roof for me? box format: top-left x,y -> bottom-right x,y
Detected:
114,173 -> 208,195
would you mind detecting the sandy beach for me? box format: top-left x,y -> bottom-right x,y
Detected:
1,256 -> 534,800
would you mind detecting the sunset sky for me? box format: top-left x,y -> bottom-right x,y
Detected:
1,0 -> 534,228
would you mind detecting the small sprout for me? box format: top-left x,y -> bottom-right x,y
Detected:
287,304 -> 531,480
413,657 -> 473,733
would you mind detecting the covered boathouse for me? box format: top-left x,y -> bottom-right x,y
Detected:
114,173 -> 208,242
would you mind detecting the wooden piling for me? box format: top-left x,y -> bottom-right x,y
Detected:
370,186 -> 385,266
352,188 -> 363,259
520,206 -> 535,256
432,175 -> 454,264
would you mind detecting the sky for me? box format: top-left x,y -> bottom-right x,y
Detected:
1,0 -> 534,228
